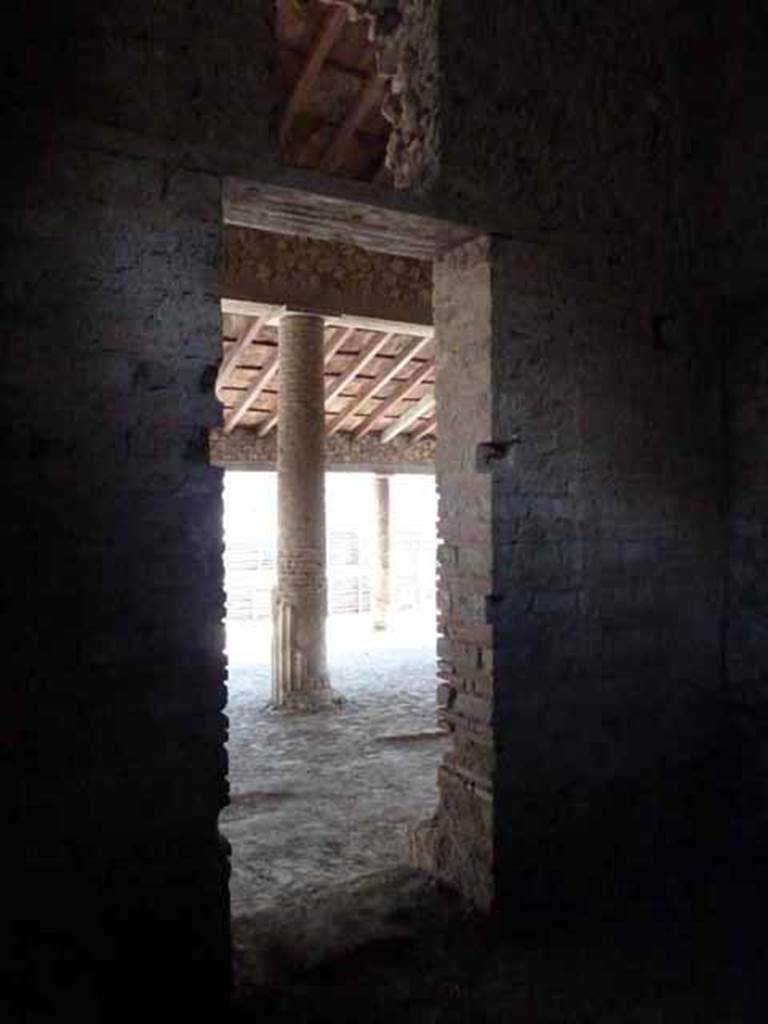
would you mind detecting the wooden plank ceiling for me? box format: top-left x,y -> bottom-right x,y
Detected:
278,0 -> 391,183
218,312 -> 436,442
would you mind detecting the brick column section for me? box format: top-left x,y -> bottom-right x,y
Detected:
372,473 -> 392,630
409,237 -> 495,909
273,313 -> 341,710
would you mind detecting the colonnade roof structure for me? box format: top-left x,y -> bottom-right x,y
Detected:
217,303 -> 436,446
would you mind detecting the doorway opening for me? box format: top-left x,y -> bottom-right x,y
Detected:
216,163 -> 483,990
216,1 -> 483,982
220,469 -> 445,918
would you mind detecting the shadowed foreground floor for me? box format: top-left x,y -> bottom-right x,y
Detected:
230,866 -> 766,1023
223,618 -> 766,1022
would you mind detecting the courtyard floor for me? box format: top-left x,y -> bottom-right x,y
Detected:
221,612 -> 448,920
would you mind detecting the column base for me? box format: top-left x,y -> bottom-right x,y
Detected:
270,686 -> 344,713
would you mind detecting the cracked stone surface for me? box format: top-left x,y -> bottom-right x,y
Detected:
222,614 -> 448,918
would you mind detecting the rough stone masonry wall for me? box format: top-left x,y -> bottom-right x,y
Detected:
224,226 -> 432,324
4,142 -> 229,1019
209,426 -> 435,472
3,2 -> 277,1017
413,236 -> 495,908
323,0 -> 440,193
490,237 -> 724,918
404,1 -> 757,916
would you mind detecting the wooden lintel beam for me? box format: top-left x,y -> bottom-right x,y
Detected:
381,391 -> 436,443
411,416 -> 436,444
257,325 -> 355,438
354,358 -> 435,439
280,5 -> 348,146
321,72 -> 385,173
326,333 -> 431,437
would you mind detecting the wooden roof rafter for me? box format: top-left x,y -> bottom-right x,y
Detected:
381,392 -> 436,443
280,3 -> 349,147
354,358 -> 435,439
215,305 -> 282,402
320,71 -> 386,173
410,416 -> 436,443
223,350 -> 279,434
326,333 -> 432,437
324,329 -> 396,407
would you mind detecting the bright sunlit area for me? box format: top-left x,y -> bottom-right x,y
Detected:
221,470 -> 448,920
224,471 -> 438,667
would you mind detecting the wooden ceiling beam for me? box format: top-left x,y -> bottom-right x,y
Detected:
257,325 -> 355,437
354,358 -> 434,439
215,307 -> 281,401
223,351 -> 279,434
410,416 -> 436,443
280,4 -> 349,147
326,333 -> 432,437
320,72 -> 385,173
381,392 -> 436,443
324,330 -> 395,407
221,299 -> 432,339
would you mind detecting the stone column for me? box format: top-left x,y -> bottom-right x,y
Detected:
371,474 -> 392,630
272,313 -> 340,710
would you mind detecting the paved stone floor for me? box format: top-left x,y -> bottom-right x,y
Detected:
221,613 -> 448,919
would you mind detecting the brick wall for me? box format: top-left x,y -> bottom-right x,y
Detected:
413,236 -> 495,908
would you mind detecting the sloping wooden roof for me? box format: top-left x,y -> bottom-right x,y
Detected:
278,0 -> 390,182
217,310 -> 435,442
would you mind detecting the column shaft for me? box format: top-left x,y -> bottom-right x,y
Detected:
272,313 -> 338,709
372,474 -> 391,630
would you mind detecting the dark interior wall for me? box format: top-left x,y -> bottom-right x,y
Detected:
3,2 -> 276,1017
724,302 -> 768,866
416,0 -> 767,916
4,1 -> 276,156
490,239 -> 724,917
719,2 -> 768,881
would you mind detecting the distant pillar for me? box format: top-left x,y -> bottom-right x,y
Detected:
272,313 -> 340,710
372,473 -> 392,630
